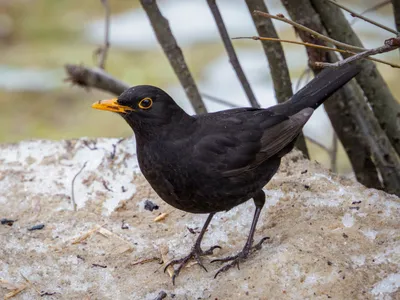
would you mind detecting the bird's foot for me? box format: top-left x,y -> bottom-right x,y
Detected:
211,236 -> 269,278
164,244 -> 221,284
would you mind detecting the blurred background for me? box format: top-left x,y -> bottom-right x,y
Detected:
1,0 -> 399,173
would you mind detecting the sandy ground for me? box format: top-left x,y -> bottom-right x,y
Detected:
0,138 -> 399,300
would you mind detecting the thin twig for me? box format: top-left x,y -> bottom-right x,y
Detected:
312,0 -> 400,159
306,132 -> 338,173
330,132 -> 338,173
314,37 -> 400,68
253,11 -> 366,52
310,0 -> 400,195
328,0 -> 399,36
201,93 -> 238,108
245,0 -> 310,157
350,1 -> 391,25
295,67 -> 312,92
140,0 -> 206,114
234,36 -> 400,68
392,0 -> 400,55
97,0 -> 111,69
20,273 -> 41,296
71,161 -> 87,211
207,0 -> 260,108
245,0 -> 293,103
306,136 -> 331,154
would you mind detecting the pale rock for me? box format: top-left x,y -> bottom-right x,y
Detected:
0,138 -> 399,299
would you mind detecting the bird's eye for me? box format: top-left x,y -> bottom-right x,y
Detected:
138,97 -> 153,110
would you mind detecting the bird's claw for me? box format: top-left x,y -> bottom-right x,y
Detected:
252,236 -> 270,251
212,236 -> 269,279
164,244 -> 221,284
212,252 -> 245,278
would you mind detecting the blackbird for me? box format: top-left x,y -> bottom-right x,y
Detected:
92,63 -> 360,283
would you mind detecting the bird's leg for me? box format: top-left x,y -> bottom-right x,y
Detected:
164,213 -> 221,284
212,190 -> 269,278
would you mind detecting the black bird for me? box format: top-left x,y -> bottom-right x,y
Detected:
92,64 -> 360,283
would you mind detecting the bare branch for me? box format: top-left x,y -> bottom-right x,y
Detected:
245,1 -> 293,103
234,36 -> 400,68
328,0 -> 399,36
312,0 -> 400,157
97,0 -> 111,69
140,0 -> 207,114
245,0 -> 309,157
206,0 -> 260,108
350,1 -> 391,25
314,37 -> 400,68
65,64 -> 129,95
65,64 -> 243,110
253,11 -> 366,52
283,0 -> 383,191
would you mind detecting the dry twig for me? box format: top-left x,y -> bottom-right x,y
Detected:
235,36 -> 400,68
154,210 -> 173,222
20,273 -> 41,296
283,0 -> 383,190
71,161 -> 87,211
350,1 -> 391,25
96,0 -> 111,69
392,0 -> 400,55
159,245 -> 174,278
305,135 -> 340,171
71,223 -> 106,244
207,0 -> 260,108
246,0 -> 293,103
294,67 -> 312,92
131,257 -> 160,266
252,11 -> 400,68
245,0 -> 309,157
314,37 -> 400,68
253,11 -> 366,52
201,93 -> 238,108
330,133 -> 338,174
312,0 -> 400,158
328,0 -> 399,35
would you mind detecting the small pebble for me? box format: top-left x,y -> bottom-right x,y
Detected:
28,224 -> 45,231
1,218 -> 15,226
144,200 -> 159,211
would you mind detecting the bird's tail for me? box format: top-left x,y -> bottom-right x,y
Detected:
269,63 -> 361,116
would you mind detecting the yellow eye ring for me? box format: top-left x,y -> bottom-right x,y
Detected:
138,97 -> 153,110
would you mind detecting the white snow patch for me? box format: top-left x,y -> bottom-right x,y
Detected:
351,255 -> 366,267
371,273 -> 400,296
361,229 -> 378,240
342,213 -> 355,228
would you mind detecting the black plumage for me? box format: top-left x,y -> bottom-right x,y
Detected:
92,63 -> 360,283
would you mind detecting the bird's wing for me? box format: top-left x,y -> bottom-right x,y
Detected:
193,108 -> 313,177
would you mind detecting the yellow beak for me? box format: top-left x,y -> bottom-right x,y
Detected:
91,98 -> 134,113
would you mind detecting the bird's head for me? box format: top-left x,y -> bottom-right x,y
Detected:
92,85 -> 190,133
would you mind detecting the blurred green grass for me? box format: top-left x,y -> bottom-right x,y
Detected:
0,0 -> 228,143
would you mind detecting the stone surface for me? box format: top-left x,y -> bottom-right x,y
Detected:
0,138 -> 399,299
